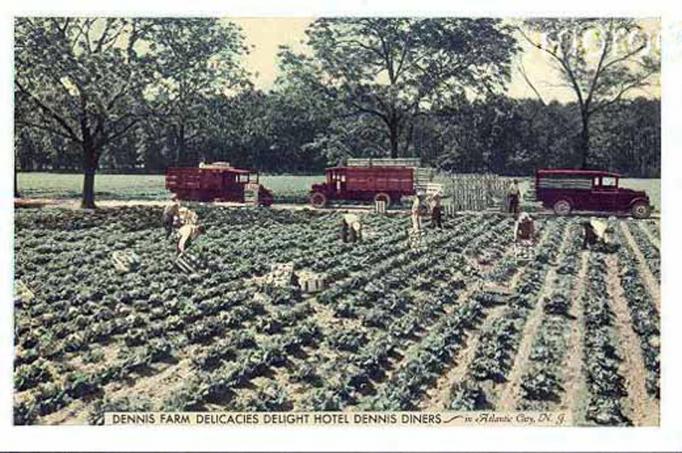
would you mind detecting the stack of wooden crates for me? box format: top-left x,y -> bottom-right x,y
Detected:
443,173 -> 507,213
243,182 -> 260,206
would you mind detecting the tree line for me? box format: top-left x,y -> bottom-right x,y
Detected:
14,17 -> 660,207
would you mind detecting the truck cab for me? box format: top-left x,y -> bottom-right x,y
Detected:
535,169 -> 651,218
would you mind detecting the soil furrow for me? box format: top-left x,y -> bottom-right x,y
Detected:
419,303 -> 507,410
559,251 -> 589,420
495,222 -> 573,410
495,267 -> 556,410
638,221 -> 660,250
605,254 -> 659,426
619,222 -> 660,311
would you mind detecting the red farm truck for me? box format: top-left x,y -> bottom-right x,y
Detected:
535,168 -> 651,218
309,165 -> 418,208
166,162 -> 274,206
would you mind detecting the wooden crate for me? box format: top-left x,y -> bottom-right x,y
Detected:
265,263 -> 295,287
374,200 -> 387,214
112,251 -> 140,273
297,270 -> 327,293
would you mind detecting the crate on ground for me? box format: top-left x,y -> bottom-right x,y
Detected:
112,251 -> 141,273
265,262 -> 295,287
296,270 -> 327,293
374,199 -> 387,214
175,252 -> 199,274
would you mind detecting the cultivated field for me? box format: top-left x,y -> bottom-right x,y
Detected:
13,206 -> 660,425
16,173 -> 661,211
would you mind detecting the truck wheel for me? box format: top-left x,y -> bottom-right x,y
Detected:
631,201 -> 651,219
553,199 -> 572,216
374,192 -> 392,207
310,192 -> 328,208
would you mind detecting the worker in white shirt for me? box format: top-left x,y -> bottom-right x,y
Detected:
177,223 -> 206,255
411,194 -> 424,233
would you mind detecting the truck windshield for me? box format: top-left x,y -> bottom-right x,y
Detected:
600,176 -> 618,188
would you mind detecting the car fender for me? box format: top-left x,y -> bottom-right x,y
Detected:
549,195 -> 574,208
627,197 -> 650,208
310,183 -> 328,195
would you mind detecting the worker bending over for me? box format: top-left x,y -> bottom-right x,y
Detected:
514,212 -> 536,255
582,217 -> 617,251
341,213 -> 363,243
177,223 -> 206,255
162,195 -> 181,239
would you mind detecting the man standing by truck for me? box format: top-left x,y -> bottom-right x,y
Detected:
411,194 -> 424,233
507,179 -> 521,215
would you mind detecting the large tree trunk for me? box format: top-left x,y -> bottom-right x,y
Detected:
178,123 -> 192,166
388,120 -> 399,159
81,141 -> 98,209
579,114 -> 591,169
14,170 -> 20,198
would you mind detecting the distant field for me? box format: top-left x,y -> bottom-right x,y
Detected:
17,173 -> 323,203
17,172 -> 660,211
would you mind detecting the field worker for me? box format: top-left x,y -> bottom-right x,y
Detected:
162,195 -> 181,239
581,220 -> 597,249
340,217 -> 350,243
583,217 -> 609,250
430,192 -> 443,229
507,179 -> 521,215
343,213 -> 363,243
514,212 -> 536,245
177,223 -> 206,255
411,194 -> 423,233
178,206 -> 198,226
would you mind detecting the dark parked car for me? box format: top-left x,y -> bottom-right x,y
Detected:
535,169 -> 651,218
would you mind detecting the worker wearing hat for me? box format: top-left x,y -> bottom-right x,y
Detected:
341,213 -> 363,243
